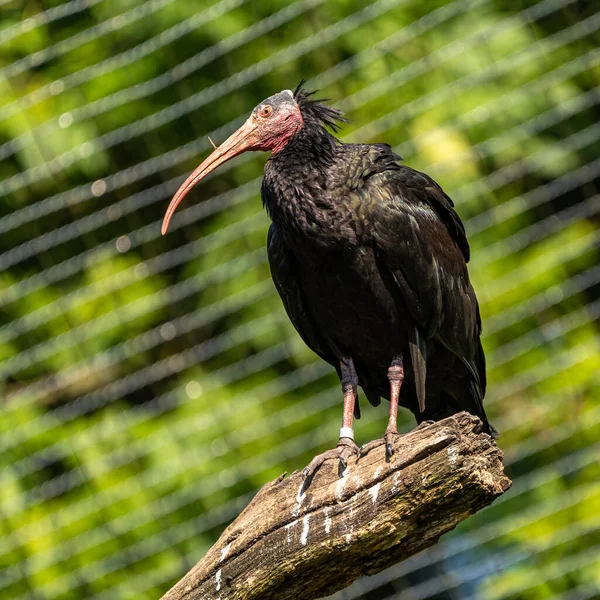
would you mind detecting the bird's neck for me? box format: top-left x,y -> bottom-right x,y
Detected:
261,127 -> 352,249
271,124 -> 337,175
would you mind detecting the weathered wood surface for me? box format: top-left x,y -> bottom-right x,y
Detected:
161,412 -> 511,600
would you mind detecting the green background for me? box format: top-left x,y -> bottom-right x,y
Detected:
0,0 -> 598,598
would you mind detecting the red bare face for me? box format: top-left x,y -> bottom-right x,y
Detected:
161,90 -> 303,234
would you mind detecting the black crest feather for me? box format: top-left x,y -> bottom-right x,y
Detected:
294,80 -> 348,132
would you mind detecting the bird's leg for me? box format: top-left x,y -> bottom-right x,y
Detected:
359,355 -> 404,462
302,358 -> 360,482
383,356 -> 404,459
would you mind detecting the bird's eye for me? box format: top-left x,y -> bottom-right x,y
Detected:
259,105 -> 273,118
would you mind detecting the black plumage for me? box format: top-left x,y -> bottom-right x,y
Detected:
163,83 -> 495,478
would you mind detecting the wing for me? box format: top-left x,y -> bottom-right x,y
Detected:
267,225 -> 367,418
267,224 -> 337,367
355,161 -> 486,401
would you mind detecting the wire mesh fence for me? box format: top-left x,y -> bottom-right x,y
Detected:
0,0 -> 598,598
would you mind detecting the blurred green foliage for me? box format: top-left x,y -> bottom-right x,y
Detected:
0,0 -> 598,598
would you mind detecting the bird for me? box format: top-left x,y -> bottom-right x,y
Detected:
162,82 -> 495,481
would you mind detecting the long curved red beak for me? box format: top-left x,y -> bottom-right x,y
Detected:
162,118 -> 258,235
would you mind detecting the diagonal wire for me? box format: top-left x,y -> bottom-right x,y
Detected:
1,0 -> 585,198
2,175 -> 596,420
0,0 -> 107,46
0,0 -> 326,162
0,0 -> 176,80
1,42 -> 596,301
5,395 -> 598,587
0,0 -> 496,232
0,0 -> 584,242
339,447 -> 600,599
0,0 -> 598,597
13,414 -> 600,597
0,0 -> 402,196
4,287 -> 594,513
3,335 -> 597,561
2,201 -> 595,418
2,140 -> 596,383
0,0 -> 253,122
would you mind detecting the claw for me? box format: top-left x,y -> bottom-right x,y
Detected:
385,441 -> 394,462
301,438 -> 359,486
359,431 -> 401,461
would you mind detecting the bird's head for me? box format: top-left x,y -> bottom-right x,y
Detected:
161,83 -> 346,234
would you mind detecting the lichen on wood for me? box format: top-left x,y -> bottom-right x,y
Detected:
160,412 -> 511,600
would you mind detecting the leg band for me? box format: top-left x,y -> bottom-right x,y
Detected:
339,427 -> 354,440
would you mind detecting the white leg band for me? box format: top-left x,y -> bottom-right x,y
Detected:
339,427 -> 354,440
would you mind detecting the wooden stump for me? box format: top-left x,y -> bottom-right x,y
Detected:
161,412 -> 511,600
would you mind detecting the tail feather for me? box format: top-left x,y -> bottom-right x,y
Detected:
459,337 -> 496,436
465,377 -> 497,438
409,326 -> 427,413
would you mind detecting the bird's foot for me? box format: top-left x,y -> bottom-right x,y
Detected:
359,421 -> 436,461
302,437 -> 359,484
359,430 -> 401,462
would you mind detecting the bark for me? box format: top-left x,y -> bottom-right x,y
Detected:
161,412 -> 511,600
